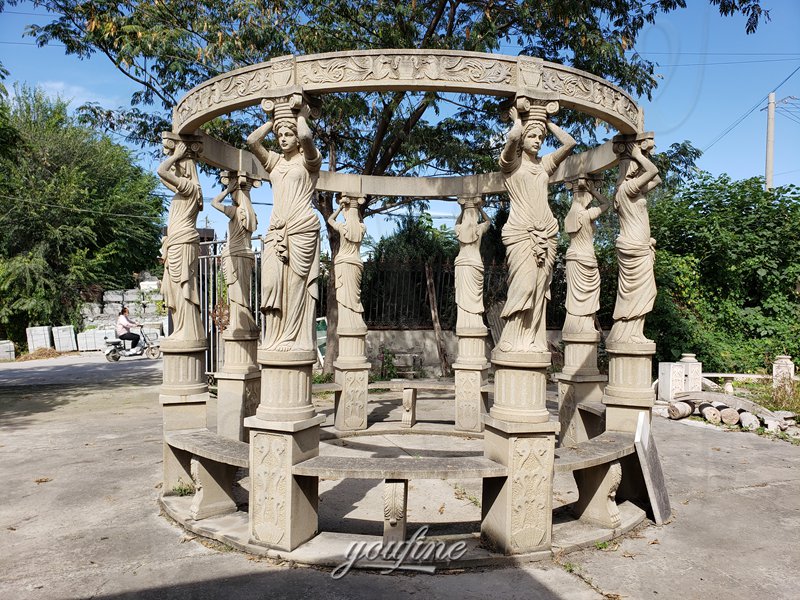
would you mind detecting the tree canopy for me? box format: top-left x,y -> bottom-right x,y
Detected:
647,175 -> 800,371
5,1 -> 768,193
0,83 -> 163,348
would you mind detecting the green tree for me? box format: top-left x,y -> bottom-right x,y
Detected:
5,0 -> 767,366
0,85 -> 164,349
647,175 -> 800,371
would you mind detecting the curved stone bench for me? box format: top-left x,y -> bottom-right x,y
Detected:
294,455 -> 505,544
366,379 -> 457,427
164,429 -> 249,521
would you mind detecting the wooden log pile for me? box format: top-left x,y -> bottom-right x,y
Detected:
667,394 -> 793,433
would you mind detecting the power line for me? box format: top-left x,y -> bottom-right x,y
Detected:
703,64 -> 800,152
0,40 -> 66,47
657,58 -> 800,67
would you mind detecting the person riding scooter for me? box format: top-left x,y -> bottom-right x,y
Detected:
116,307 -> 144,355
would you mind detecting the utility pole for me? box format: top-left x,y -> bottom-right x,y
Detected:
765,92 -> 775,190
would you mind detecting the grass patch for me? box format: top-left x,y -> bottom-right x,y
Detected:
733,379 -> 800,415
172,479 -> 195,497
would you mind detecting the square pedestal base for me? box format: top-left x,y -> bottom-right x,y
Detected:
481,419 -> 558,555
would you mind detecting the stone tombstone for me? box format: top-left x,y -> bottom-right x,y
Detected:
658,362 -> 685,403
679,353 -> 703,393
773,355 -> 795,393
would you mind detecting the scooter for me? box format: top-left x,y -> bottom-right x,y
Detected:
104,327 -> 162,362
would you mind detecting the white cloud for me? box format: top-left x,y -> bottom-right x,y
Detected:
37,80 -> 124,109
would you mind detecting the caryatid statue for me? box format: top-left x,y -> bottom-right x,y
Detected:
497,97 -> 576,352
608,141 -> 661,345
327,195 -> 367,332
246,95 -> 322,352
157,139 -> 204,342
210,171 -> 259,335
563,177 -> 610,336
454,196 -> 491,331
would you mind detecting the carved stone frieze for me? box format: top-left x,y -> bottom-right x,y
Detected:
298,54 -> 513,86
342,370 -> 367,429
174,66 -> 274,131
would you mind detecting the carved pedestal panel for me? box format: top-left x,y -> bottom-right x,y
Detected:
256,349 -> 317,423
603,341 -> 655,433
334,328 -> 370,432
490,351 -> 551,424
160,338 -> 209,491
454,327 -> 490,432
555,373 -> 607,447
679,353 -> 703,393
561,331 -> 601,376
481,418 -> 559,554
245,418 -> 324,551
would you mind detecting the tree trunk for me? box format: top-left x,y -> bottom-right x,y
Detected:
424,262 -> 450,377
317,191 -> 339,375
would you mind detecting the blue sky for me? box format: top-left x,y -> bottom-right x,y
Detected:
1,2 -> 799,244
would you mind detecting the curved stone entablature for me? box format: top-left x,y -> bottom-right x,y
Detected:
173,50 -> 642,136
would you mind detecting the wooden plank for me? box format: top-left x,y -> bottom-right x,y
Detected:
165,429 -> 249,468
292,455 -> 507,479
634,412 -> 671,525
554,431 -> 635,473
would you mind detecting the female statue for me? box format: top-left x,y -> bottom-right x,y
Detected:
327,195 -> 367,332
563,179 -> 610,335
210,172 -> 259,334
608,143 -> 661,344
246,99 -> 322,352
454,197 -> 491,331
497,103 -> 576,352
157,141 -> 204,342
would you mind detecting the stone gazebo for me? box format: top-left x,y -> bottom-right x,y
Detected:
158,49 -> 669,565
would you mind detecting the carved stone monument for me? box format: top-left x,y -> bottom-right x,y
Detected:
243,94 -> 324,551
603,136 -> 661,435
211,171 -> 261,441
157,133 -> 209,490
329,195 -> 370,431
557,176 -> 610,446
453,196 -> 491,432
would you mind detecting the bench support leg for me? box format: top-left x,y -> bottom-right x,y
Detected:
383,479 -> 408,544
572,460 -> 622,529
190,456 -> 238,520
401,388 -> 417,428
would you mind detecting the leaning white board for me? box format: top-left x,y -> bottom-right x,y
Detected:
635,412 -> 671,525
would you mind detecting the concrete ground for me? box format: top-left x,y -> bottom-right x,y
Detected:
1,353 -> 798,599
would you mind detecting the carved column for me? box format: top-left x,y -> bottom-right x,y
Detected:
244,92 -> 323,552
453,195 -> 490,432
215,173 -> 262,442
680,353 -> 703,393
158,133 -> 209,493
332,195 -> 370,431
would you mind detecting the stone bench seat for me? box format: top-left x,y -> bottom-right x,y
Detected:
294,454 -> 505,545
292,455 -> 506,479
311,382 -> 343,394
165,429 -> 249,468
164,429 -> 249,522
554,431 -> 635,473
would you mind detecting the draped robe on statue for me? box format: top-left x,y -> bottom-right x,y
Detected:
220,198 -> 257,333
454,218 -> 490,331
564,205 -> 604,333
498,152 -> 558,352
612,179 -> 656,335
333,217 -> 366,332
261,150 -> 322,352
161,177 -> 203,341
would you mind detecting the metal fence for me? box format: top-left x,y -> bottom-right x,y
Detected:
198,247 -> 572,373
